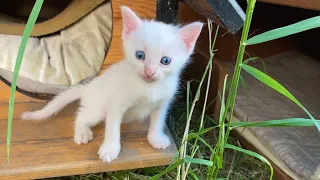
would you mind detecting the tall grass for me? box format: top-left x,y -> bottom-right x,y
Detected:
4,0 -> 320,179
151,0 -> 320,179
5,0 -> 44,163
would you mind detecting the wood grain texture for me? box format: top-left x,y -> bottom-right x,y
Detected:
231,130 -> 294,180
0,0 -> 177,179
100,0 -> 157,71
100,19 -> 123,70
0,82 -> 44,104
258,0 -> 320,11
0,103 -> 176,179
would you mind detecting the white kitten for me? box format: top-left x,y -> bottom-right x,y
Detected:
21,6 -> 203,163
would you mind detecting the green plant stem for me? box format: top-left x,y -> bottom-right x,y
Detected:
6,0 -> 44,163
176,81 -> 191,180
209,75 -> 228,179
178,21 -> 220,180
224,0 -> 256,145
183,22 -> 219,180
199,23 -> 219,130
209,0 -> 256,178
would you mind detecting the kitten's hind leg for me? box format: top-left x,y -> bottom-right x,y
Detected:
74,106 -> 104,145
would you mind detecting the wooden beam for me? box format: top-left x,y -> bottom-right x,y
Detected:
0,103 -> 176,179
258,0 -> 320,11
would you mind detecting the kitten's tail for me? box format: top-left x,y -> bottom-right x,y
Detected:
21,85 -> 84,120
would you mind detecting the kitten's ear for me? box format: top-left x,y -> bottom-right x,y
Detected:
121,6 -> 142,38
179,22 -> 203,53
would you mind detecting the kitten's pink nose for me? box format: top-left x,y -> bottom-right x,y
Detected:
144,68 -> 156,78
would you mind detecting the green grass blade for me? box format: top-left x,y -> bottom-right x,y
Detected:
225,144 -> 273,180
241,64 -> 320,132
231,118 -> 320,128
187,81 -> 190,120
219,75 -> 227,125
150,157 -> 213,180
246,16 -> 320,45
243,56 -> 267,74
194,126 -> 218,136
170,152 -> 180,164
239,76 -> 249,105
218,75 -> 228,168
187,133 -> 214,152
180,127 -> 217,155
6,0 -> 44,162
242,57 -> 259,64
188,168 -> 199,180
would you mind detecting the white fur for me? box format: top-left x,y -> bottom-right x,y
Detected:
21,6 -> 203,163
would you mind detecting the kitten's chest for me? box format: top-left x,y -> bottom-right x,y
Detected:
123,99 -> 157,122
123,82 -> 176,122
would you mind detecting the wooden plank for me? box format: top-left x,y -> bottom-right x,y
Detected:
101,19 -> 123,70
112,0 -> 156,19
0,82 -> 44,104
0,103 -> 176,179
231,130 -> 294,180
258,0 -> 320,11
100,0 -> 157,71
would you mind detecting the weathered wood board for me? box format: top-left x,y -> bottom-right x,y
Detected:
0,103 -> 176,179
258,0 -> 320,11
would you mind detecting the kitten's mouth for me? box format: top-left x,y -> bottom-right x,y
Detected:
142,75 -> 156,83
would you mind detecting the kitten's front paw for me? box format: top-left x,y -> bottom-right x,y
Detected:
148,133 -> 171,149
74,129 -> 93,144
98,141 -> 121,163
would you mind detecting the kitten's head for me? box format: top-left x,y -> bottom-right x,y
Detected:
121,6 -> 203,82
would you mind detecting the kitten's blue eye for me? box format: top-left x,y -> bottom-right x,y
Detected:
135,51 -> 145,60
160,56 -> 171,65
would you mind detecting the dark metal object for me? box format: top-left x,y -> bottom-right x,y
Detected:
181,0 -> 245,33
156,0 -> 179,24
207,0 -> 245,33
